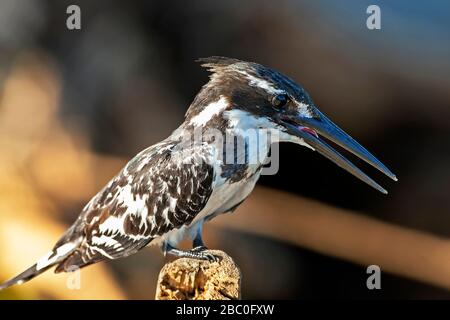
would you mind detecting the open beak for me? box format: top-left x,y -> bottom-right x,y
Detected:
280,110 -> 397,194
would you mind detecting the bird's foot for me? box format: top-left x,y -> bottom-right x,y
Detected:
165,244 -> 220,262
191,245 -> 208,252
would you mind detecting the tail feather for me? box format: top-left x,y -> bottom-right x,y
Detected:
0,241 -> 79,290
0,263 -> 53,290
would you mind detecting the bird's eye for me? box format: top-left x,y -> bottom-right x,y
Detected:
271,93 -> 289,109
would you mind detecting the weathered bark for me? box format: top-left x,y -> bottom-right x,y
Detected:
155,250 -> 241,300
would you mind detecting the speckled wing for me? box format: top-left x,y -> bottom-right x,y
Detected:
54,141 -> 215,272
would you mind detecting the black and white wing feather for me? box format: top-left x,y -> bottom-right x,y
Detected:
55,141 -> 215,271
0,141 -> 215,289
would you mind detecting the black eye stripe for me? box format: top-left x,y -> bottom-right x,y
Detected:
271,93 -> 289,108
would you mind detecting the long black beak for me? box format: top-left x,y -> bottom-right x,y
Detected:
281,110 -> 397,194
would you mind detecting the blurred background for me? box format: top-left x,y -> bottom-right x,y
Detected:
1,0 -> 450,299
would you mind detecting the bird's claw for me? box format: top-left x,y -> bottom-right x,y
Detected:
189,247 -> 220,262
191,245 -> 208,252
163,243 -> 220,262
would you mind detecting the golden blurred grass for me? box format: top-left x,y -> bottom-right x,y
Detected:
0,52 -> 125,299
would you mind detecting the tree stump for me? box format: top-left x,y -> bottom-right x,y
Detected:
155,250 -> 241,300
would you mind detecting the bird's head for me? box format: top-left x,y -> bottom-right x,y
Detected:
185,56 -> 397,193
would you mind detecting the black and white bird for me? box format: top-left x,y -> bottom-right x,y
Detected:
0,57 -> 397,290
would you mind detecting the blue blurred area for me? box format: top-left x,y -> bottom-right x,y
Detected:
307,0 -> 450,80
313,0 -> 450,48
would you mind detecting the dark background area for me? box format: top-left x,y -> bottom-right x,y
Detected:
0,0 -> 449,299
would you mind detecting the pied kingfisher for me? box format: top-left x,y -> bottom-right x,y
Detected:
0,57 -> 396,290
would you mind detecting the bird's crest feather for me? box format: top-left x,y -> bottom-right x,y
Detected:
197,56 -> 244,72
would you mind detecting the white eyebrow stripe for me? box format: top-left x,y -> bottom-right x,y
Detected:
237,70 -> 284,95
238,70 -> 315,118
189,95 -> 229,126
